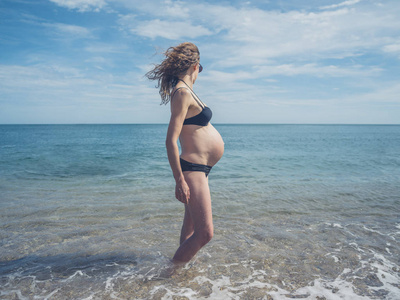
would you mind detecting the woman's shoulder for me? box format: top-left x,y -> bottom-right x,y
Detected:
171,86 -> 192,103
172,86 -> 191,97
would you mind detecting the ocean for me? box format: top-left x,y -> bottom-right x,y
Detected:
0,124 -> 399,299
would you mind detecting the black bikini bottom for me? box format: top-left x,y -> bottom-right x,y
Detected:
180,158 -> 212,177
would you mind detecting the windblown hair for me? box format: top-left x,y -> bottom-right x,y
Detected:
145,42 -> 200,105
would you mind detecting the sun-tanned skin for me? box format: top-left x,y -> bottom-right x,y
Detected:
165,64 -> 224,263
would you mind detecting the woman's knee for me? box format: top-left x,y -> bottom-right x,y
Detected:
196,226 -> 213,246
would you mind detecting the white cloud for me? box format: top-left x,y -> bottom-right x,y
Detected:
320,0 -> 362,10
0,64 -> 92,96
0,63 -> 153,104
0,63 -> 166,123
113,0 -> 188,18
3,0 -> 400,124
84,43 -> 127,53
189,2 -> 400,69
119,17 -> 212,40
254,63 -> 382,78
111,1 -> 400,64
49,0 -> 106,12
353,81 -> 400,104
47,0 -> 400,63
46,22 -> 92,38
162,0 -> 190,18
383,44 -> 400,58
198,63 -> 380,90
19,13 -> 93,40
384,44 -> 400,52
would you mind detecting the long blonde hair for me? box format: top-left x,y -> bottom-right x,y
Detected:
146,42 -> 200,105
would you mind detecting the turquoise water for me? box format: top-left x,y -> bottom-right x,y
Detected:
0,124 -> 399,299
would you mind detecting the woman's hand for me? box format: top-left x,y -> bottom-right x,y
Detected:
175,177 -> 190,204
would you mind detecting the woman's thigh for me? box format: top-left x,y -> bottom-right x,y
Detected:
183,171 -> 213,232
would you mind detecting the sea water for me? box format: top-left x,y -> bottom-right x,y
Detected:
0,124 -> 399,299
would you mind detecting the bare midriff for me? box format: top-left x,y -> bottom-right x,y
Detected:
179,123 -> 224,167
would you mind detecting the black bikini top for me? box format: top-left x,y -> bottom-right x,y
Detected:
183,106 -> 212,126
171,80 -> 212,126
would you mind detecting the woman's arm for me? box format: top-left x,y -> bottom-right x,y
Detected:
165,89 -> 191,204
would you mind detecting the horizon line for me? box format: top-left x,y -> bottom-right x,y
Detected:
1,123 -> 399,126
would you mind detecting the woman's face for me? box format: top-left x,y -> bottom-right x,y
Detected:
193,62 -> 202,83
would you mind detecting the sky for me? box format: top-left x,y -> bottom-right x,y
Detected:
1,0 -> 400,124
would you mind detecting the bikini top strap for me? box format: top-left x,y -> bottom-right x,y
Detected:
177,79 -> 206,108
171,85 -> 205,108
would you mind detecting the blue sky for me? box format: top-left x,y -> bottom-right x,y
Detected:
1,0 -> 399,124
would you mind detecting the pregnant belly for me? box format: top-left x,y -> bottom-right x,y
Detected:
205,126 -> 224,166
181,124 -> 224,166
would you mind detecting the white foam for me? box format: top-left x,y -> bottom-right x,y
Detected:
59,270 -> 89,282
394,223 -> 400,237
331,255 -> 340,263
2,242 -> 399,300
368,251 -> 400,299
105,276 -> 114,291
291,276 -> 371,300
44,288 -> 60,300
150,285 -> 198,300
362,225 -> 387,236
147,264 -> 396,300
349,242 -> 365,253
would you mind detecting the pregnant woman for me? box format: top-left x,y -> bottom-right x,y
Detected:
146,42 -> 224,263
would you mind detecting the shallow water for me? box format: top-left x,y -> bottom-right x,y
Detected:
0,124 -> 399,299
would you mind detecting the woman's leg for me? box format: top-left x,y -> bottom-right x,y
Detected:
173,172 -> 213,263
179,204 -> 194,245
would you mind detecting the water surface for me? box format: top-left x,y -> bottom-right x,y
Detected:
1,124 -> 399,299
